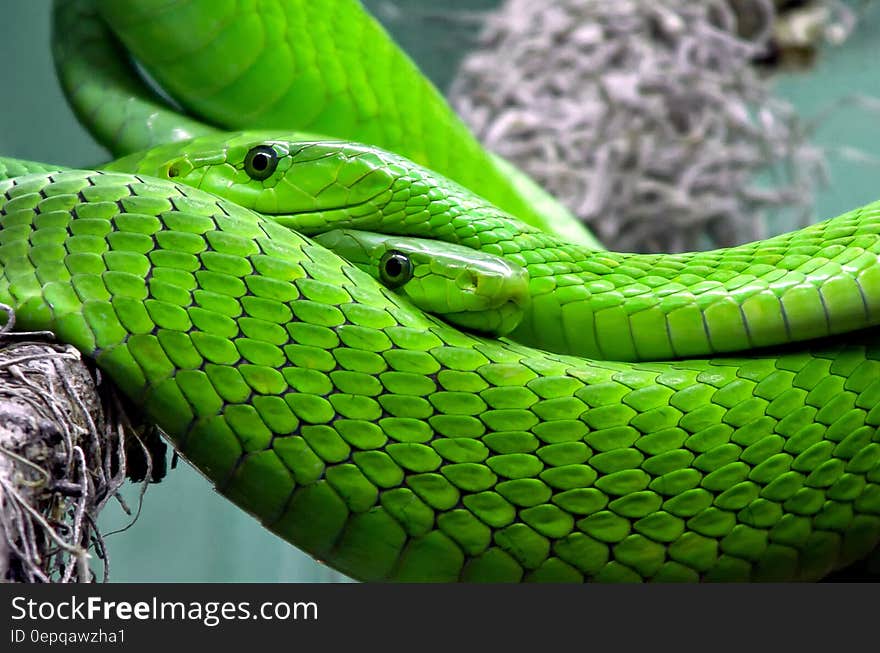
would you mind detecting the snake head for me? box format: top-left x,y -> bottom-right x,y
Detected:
313,229 -> 531,337
107,132 -> 534,245
108,132 -> 406,223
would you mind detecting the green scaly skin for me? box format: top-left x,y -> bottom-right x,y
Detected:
107,134 -> 880,363
4,168 -> 880,583
35,0 -> 880,581
51,0 -> 602,249
51,0 -> 219,153
0,158 -> 68,180
312,229 -> 531,337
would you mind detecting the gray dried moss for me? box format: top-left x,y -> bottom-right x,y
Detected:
0,306 -> 158,583
448,0 -> 855,252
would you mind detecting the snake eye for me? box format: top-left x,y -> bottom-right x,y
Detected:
379,250 -> 413,289
244,144 -> 279,181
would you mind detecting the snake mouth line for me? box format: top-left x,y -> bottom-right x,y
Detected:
243,188 -> 393,232
260,202 -> 393,235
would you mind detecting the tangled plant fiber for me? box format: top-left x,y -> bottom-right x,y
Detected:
0,305 -> 160,583
449,0 -> 841,252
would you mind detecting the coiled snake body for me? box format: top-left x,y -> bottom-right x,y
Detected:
3,166 -> 880,582
2,0 -> 879,581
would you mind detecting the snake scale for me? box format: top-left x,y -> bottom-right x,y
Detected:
1,0 -> 879,582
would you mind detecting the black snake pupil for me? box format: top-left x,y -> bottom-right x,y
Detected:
244,144 -> 279,180
385,256 -> 403,278
379,251 -> 412,289
251,154 -> 268,171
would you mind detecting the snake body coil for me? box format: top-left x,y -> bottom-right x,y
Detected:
3,169 -> 880,582
2,0 -> 876,582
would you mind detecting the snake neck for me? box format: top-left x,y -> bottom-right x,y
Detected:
277,157 -> 880,362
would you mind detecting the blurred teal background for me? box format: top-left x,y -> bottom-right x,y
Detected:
0,1 -> 878,582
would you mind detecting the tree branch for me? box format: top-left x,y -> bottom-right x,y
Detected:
0,304 -> 162,582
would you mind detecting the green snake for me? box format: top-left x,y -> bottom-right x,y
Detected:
310,229 -> 532,338
51,0 -> 602,249
1,0 -> 879,581
105,133 -> 880,362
